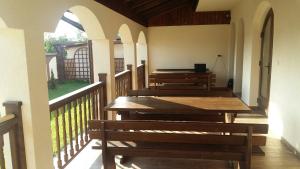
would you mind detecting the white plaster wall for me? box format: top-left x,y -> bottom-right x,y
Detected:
48,57 -> 58,79
114,44 -> 124,58
233,19 -> 244,94
231,0 -> 300,152
0,28 -> 27,169
148,25 -> 231,87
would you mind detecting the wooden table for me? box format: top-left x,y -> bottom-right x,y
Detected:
104,96 -> 252,163
105,96 -> 252,121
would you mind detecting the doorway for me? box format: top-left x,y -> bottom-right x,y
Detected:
258,9 -> 274,115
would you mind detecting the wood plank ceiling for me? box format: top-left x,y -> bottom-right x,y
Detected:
95,0 -> 231,27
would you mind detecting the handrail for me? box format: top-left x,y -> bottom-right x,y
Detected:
49,79 -> 107,169
115,65 -> 133,97
137,64 -> 144,68
1,101 -> 26,169
0,114 -> 17,135
49,82 -> 104,111
114,69 -> 131,79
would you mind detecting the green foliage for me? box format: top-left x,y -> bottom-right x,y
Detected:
48,70 -> 56,90
44,35 -> 69,53
44,34 -> 88,58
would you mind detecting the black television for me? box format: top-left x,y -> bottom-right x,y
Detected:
194,64 -> 206,73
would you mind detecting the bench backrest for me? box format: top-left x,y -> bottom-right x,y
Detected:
89,120 -> 268,146
128,89 -> 234,97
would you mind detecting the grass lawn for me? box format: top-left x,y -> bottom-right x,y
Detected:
48,80 -> 90,155
48,80 -> 90,100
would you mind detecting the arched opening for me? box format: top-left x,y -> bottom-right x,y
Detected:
137,31 -> 148,87
233,19 -> 245,97
117,24 -> 137,89
44,10 -> 96,100
43,6 -> 112,168
257,9 -> 274,115
248,1 -> 272,106
113,35 -> 125,74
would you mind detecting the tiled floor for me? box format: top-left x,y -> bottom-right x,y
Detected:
65,115 -> 300,169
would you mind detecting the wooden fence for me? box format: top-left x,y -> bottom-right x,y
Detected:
49,80 -> 107,168
137,60 -> 146,89
115,65 -> 133,97
0,101 -> 26,169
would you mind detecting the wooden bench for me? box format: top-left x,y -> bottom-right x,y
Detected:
89,120 -> 268,169
149,73 -> 216,90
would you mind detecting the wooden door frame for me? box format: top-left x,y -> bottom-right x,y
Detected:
258,9 -> 274,113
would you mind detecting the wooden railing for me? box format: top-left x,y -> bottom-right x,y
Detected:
115,64 -> 133,97
49,80 -> 107,169
137,60 -> 146,89
0,101 -> 26,169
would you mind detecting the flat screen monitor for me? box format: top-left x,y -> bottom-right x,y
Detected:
194,64 -> 206,73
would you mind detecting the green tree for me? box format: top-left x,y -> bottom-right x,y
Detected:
44,35 -> 69,53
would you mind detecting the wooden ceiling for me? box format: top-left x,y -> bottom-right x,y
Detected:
95,0 -> 231,26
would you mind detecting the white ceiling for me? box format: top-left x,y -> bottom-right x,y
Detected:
196,0 -> 241,12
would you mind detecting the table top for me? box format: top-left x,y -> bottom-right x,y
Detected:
105,96 -> 252,114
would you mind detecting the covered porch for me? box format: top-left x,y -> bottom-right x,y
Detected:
1,0 -> 300,169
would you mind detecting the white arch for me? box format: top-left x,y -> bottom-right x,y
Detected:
118,24 -> 134,44
69,5 -> 106,40
136,31 -> 148,87
137,31 -> 147,45
117,24 -> 137,89
248,1 -> 272,105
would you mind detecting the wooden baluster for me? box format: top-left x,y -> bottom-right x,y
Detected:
3,101 -> 26,169
55,109 -> 62,168
73,101 -> 79,151
92,91 -> 96,120
127,64 -> 133,90
67,103 -> 74,156
100,87 -> 105,120
141,60 -> 146,88
93,91 -> 99,120
61,106 -> 68,162
123,77 -> 126,96
78,98 -> 84,146
83,95 -> 88,142
118,77 -> 122,96
87,93 -> 92,121
98,74 -> 108,120
0,135 -> 6,169
115,79 -> 119,97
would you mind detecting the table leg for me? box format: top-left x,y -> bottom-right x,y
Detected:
119,111 -> 130,164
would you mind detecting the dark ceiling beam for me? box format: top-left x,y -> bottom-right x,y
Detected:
130,0 -> 157,9
61,16 -> 85,31
134,0 -> 169,14
95,0 -> 147,26
148,8 -> 231,26
141,0 -> 191,19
